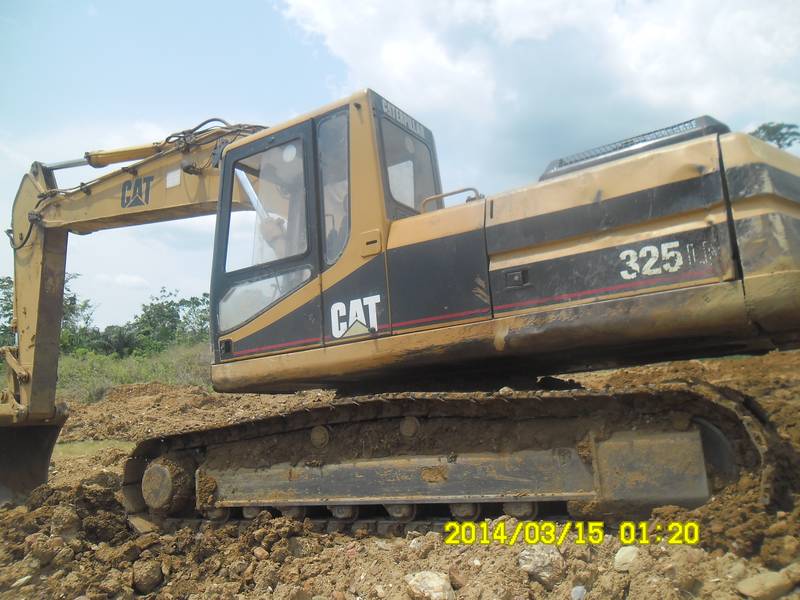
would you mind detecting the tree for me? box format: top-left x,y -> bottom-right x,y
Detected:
0,276 -> 14,347
132,288 -> 183,354
0,273 -> 95,350
749,122 -> 800,149
60,274 -> 96,352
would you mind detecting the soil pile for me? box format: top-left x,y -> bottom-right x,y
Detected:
1,351 -> 799,599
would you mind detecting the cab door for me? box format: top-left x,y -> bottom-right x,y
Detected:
211,121 -> 324,361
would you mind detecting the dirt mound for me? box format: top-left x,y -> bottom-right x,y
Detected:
1,351 -> 800,598
60,383 -> 336,442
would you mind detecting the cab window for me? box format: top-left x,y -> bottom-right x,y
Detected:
225,139 -> 307,272
318,110 -> 349,265
380,119 -> 436,218
219,139 -> 311,331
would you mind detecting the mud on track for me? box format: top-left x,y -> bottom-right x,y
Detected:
1,351 -> 799,599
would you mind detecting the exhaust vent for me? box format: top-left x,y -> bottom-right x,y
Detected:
540,116 -> 729,181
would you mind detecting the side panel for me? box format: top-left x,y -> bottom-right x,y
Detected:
721,133 -> 800,336
386,201 -> 491,333
486,136 -> 738,317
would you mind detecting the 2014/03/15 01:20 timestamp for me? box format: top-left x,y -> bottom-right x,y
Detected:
443,520 -> 701,546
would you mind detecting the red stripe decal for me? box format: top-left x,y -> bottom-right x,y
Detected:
233,336 -> 321,356
392,307 -> 491,328
495,268 -> 715,312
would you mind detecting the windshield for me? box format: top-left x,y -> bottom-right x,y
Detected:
226,139 -> 307,272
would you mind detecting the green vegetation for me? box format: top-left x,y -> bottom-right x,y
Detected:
57,342 -> 211,402
0,275 -> 212,401
749,122 -> 800,150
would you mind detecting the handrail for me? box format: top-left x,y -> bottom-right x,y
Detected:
420,187 -> 483,213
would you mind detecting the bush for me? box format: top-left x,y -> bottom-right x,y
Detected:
56,343 -> 212,402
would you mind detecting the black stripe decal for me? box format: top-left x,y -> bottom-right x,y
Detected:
387,229 -> 491,330
486,171 -> 724,255
725,163 -> 800,204
226,295 -> 322,360
491,224 -> 733,313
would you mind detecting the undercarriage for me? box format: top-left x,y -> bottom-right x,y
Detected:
120,381 -> 774,526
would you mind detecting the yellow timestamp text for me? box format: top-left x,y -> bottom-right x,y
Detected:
443,520 -> 700,546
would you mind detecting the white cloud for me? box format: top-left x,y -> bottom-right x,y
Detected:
604,0 -> 800,112
282,0 -> 800,118
282,0 -> 497,120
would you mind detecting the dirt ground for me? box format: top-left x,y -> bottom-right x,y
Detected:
1,351 -> 799,599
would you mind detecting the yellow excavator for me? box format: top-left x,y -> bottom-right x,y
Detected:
2,89 -> 798,526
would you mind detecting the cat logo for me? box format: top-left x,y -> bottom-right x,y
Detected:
330,294 -> 381,339
120,176 -> 155,208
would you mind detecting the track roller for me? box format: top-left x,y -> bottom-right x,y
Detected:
503,501 -> 538,519
384,503 -> 417,521
203,507 -> 230,522
277,506 -> 307,520
328,505 -> 360,520
450,503 -> 481,520
242,506 -> 265,519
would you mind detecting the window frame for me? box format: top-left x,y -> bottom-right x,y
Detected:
315,107 -> 351,267
223,136 -> 311,275
372,100 -> 442,221
210,120 -> 320,337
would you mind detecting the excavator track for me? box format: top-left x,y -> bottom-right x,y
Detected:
121,381 -> 775,525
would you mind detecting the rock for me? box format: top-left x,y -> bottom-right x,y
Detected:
98,569 -> 125,595
498,386 -> 514,395
135,532 -> 160,550
781,561 -> 800,585
735,571 -> 792,600
448,564 -> 467,589
253,546 -> 269,560
50,505 -> 81,540
727,560 -> 749,581
11,575 -> 32,588
374,539 -> 391,551
127,515 -> 159,535
517,545 -> 566,590
571,585 -> 587,600
51,546 -> 75,567
404,571 -> 455,600
28,535 -> 58,566
375,584 -> 387,598
613,546 -> 639,572
132,559 -> 164,594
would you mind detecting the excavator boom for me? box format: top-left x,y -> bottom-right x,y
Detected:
0,119 -> 262,502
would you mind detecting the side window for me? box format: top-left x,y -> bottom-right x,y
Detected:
226,139 -> 307,272
380,119 -> 436,217
318,111 -> 350,264
219,139 -> 311,331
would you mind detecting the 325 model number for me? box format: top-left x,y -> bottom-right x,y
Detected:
619,241 -> 684,280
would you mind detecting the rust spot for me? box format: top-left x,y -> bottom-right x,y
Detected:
420,465 -> 448,483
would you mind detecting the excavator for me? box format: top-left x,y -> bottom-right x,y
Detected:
2,89 -> 799,527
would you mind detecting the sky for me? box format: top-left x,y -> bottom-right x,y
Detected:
1,0 -> 799,326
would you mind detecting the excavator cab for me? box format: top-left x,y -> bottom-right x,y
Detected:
209,90 -> 459,388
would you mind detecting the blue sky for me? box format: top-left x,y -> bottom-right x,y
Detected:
2,0 -> 799,325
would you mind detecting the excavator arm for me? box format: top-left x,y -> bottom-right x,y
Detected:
0,119 -> 261,502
